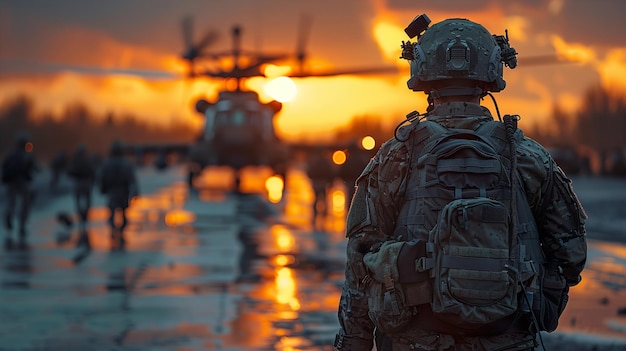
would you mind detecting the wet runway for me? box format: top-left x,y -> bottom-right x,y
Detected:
2,165 -> 626,350
0,165 -> 347,350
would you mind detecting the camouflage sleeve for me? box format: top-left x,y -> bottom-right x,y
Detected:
538,159 -> 587,285
517,136 -> 587,286
335,139 -> 409,349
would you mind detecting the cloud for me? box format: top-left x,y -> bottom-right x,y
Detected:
552,35 -> 597,63
597,49 -> 626,93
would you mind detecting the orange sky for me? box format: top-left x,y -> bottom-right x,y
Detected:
1,0 -> 626,142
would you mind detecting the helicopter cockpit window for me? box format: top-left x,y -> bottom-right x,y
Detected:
232,109 -> 246,126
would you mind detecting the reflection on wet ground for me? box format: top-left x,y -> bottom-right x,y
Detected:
2,168 -> 626,349
558,240 -> 626,340
0,165 -> 346,350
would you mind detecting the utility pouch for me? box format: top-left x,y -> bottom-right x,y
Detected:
363,241 -> 422,333
537,263 -> 569,332
397,240 -> 433,307
397,240 -> 429,283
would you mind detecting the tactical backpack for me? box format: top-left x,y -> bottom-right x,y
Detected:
364,116 -> 564,336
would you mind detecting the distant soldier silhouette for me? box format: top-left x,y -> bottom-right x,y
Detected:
2,132 -> 39,247
305,148 -> 335,229
99,140 -> 139,247
67,144 -> 97,232
49,149 -> 68,193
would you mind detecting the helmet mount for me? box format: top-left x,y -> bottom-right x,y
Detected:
400,14 -> 517,94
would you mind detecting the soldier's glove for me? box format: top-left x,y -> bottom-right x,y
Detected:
333,330 -> 373,351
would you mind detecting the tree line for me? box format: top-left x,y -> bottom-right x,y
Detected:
0,95 -> 198,163
525,85 -> 626,175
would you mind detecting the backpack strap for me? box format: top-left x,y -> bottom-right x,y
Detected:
392,121 -> 448,233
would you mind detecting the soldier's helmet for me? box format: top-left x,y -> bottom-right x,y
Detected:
109,140 -> 124,156
402,15 -> 517,94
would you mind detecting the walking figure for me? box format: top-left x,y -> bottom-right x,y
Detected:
305,148 -> 335,230
99,140 -> 139,248
2,132 -> 39,248
67,144 -> 96,232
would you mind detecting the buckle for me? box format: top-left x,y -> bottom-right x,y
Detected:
416,257 -> 434,272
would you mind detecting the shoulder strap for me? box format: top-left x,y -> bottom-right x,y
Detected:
408,120 -> 449,165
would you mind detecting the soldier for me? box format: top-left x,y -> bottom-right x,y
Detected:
99,140 -> 139,247
67,144 -> 96,232
334,15 -> 587,351
305,147 -> 335,230
2,132 -> 39,247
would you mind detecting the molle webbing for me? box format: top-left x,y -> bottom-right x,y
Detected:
404,187 -> 511,202
393,120 -> 513,236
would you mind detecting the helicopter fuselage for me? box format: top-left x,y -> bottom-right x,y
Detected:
188,90 -> 288,176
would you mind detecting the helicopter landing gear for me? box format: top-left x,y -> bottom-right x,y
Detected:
187,171 -> 195,189
233,168 -> 243,193
187,162 -> 203,190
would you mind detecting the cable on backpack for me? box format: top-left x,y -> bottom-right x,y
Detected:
504,113 -> 545,349
485,92 -> 502,122
394,110 -> 426,142
504,113 -> 519,266
520,283 -> 547,350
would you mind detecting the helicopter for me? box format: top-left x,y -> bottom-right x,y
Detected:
177,16 -> 398,191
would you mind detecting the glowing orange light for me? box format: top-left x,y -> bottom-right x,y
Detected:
24,142 -> 34,152
265,175 -> 284,203
361,136 -> 376,150
332,150 -> 347,165
272,225 -> 295,252
332,190 -> 345,215
165,209 -> 196,226
275,255 -> 294,267
275,267 -> 301,310
264,76 -> 297,103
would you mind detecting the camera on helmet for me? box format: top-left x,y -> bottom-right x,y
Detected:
401,14 -> 431,61
404,13 -> 431,39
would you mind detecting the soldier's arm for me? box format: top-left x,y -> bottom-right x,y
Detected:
537,158 -> 587,285
518,137 -> 587,286
335,140 -> 409,350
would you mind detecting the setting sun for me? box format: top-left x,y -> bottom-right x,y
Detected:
264,76 -> 297,103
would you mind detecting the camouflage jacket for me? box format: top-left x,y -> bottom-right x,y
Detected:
335,102 -> 587,350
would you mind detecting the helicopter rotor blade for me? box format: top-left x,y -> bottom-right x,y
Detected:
517,54 -> 582,66
0,59 -> 182,80
196,29 -> 220,54
182,16 -> 194,55
288,65 -> 399,78
296,14 -> 313,75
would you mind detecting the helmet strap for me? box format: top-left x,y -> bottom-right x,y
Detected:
429,86 -> 483,99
